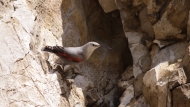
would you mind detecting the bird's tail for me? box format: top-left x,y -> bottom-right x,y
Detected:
41,46 -> 56,53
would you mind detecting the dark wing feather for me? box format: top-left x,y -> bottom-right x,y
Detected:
56,46 -> 84,62
42,46 -> 65,53
53,46 -> 66,53
42,46 -> 83,62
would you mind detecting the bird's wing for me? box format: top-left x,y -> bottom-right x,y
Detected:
54,46 -> 84,62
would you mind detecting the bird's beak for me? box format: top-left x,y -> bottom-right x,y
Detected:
101,45 -> 112,49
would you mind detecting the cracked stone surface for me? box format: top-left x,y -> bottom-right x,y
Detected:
0,0 -> 83,106
114,0 -> 190,107
1,0 -> 132,107
2,0 -> 190,107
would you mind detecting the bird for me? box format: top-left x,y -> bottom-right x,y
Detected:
41,42 -> 109,72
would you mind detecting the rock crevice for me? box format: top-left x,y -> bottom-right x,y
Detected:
1,0 -> 190,107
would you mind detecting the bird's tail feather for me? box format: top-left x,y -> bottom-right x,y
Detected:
41,46 -> 56,53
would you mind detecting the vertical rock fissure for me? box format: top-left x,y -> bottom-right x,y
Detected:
80,0 -> 132,106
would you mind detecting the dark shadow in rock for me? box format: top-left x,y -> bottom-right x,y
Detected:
81,0 -> 133,106
59,0 -> 133,106
56,65 -> 81,104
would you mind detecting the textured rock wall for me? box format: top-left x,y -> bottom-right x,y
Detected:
0,0 -> 67,107
61,0 -> 132,106
0,0 -> 132,107
1,0 -> 190,107
98,0 -> 190,107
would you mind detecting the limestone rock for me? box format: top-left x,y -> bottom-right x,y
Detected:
152,0 -> 190,40
67,85 -> 86,107
116,0 -> 140,31
132,0 -> 144,7
182,45 -> 190,82
82,0 -> 134,106
118,85 -> 134,107
165,0 -> 190,30
139,7 -> 155,38
2,0 -> 190,106
134,74 -> 144,98
152,42 -> 187,67
74,75 -> 94,91
143,41 -> 187,107
0,0 -> 86,106
118,79 -> 134,91
172,83 -> 190,107
125,32 -> 143,44
143,0 -> 166,24
121,66 -> 134,81
127,96 -> 148,107
131,43 -> 147,77
153,40 -> 176,48
150,44 -> 159,60
153,12 -> 182,40
98,0 -> 117,13
143,62 -> 187,107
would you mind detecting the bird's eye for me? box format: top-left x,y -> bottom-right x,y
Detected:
92,44 -> 95,46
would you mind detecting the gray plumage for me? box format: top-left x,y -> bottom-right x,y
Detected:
41,42 -> 100,66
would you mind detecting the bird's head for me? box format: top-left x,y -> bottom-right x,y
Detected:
82,42 -> 100,59
86,42 -> 100,50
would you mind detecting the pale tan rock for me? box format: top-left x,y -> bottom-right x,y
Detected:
0,0 -> 14,22
0,0 -> 79,106
98,0 -> 117,13
172,83 -> 190,107
132,0 -> 144,7
153,12 -> 182,40
125,32 -> 143,44
165,0 -> 190,30
126,96 -> 148,107
142,0 -> 165,24
152,42 -> 187,67
182,45 -> 190,82
139,7 -> 155,38
134,74 -> 144,97
118,79 -> 135,90
150,0 -> 190,40
126,32 -> 151,77
150,44 -> 159,60
2,0 -> 190,106
118,85 -> 134,107
143,0 -> 165,14
130,43 -> 149,77
143,62 -> 187,107
116,0 -> 140,31
143,42 -> 187,107
73,75 -> 94,91
78,0 -> 133,106
153,40 -> 176,48
121,66 -> 133,81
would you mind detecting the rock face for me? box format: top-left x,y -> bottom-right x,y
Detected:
0,0 -> 132,107
172,83 -> 190,107
113,0 -> 190,107
1,0 -> 190,107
